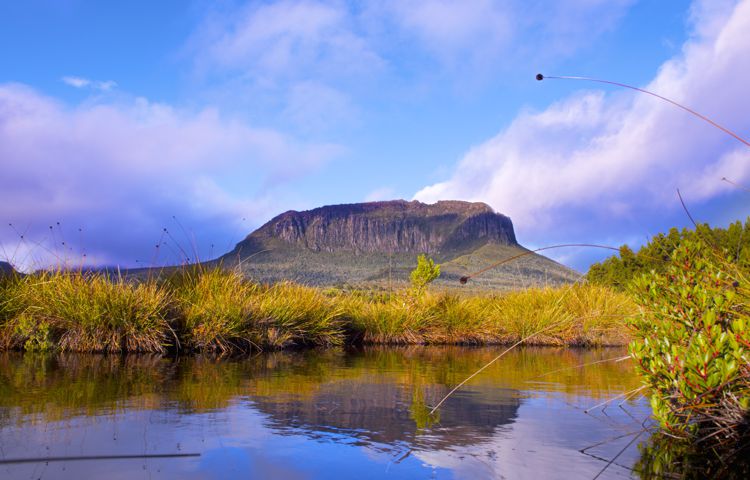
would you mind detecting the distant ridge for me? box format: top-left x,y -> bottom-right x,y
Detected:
0,261 -> 16,277
219,200 -> 578,290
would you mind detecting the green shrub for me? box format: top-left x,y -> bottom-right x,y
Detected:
588,218 -> 750,289
410,254 -> 440,296
629,239 -> 750,442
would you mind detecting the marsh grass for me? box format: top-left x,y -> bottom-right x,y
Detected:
169,267 -> 258,353
252,282 -> 345,348
0,274 -> 25,349
339,284 -> 634,346
424,294 -> 496,344
2,271 -> 171,353
0,265 -> 634,353
488,285 -> 634,346
169,268 -> 345,351
342,294 -> 434,344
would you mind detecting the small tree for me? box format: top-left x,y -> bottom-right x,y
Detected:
410,254 -> 440,296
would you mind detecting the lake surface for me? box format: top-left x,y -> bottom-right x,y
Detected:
0,347 -> 653,479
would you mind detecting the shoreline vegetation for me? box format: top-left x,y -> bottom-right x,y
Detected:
0,265 -> 635,354
591,218 -> 750,474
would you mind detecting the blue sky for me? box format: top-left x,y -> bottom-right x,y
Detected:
1,0 -> 748,271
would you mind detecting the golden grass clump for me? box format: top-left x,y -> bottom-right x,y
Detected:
170,268 -> 344,352
4,271 -> 172,353
338,284 -> 633,346
424,294 -> 500,344
0,274 -> 25,349
342,294 -> 432,344
488,284 -> 635,346
251,282 -> 345,348
170,267 -> 258,353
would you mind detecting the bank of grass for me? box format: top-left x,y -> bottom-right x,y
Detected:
0,271 -> 172,353
0,266 -> 635,353
167,268 -> 345,352
340,284 -> 633,346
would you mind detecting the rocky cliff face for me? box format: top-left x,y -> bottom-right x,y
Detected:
241,200 -> 516,254
219,199 -> 577,289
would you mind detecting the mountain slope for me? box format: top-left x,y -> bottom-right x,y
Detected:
219,200 -> 578,289
0,261 -> 16,278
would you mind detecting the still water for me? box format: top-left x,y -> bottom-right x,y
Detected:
0,348 -> 651,479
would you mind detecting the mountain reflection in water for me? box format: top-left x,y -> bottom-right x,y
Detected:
0,347 -> 649,479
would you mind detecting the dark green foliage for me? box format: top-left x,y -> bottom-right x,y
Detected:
629,238 -> 750,449
588,219 -> 750,289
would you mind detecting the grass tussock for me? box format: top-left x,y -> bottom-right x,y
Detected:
253,282 -> 345,348
491,284 -> 634,346
169,269 -> 345,352
0,265 -> 634,353
1,271 -> 171,353
343,295 -> 433,344
170,268 -> 258,353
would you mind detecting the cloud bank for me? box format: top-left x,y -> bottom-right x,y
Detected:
187,0 -> 636,129
0,84 -> 340,269
415,0 -> 750,259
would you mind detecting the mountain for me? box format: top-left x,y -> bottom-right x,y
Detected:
0,261 -> 16,278
218,200 -> 579,290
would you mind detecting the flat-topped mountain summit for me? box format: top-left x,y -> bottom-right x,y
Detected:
221,200 -> 578,289
245,200 -> 516,255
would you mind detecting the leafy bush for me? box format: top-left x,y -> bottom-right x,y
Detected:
629,239 -> 750,444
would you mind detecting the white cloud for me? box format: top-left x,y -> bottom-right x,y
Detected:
193,0 -> 382,81
415,0 -> 750,238
187,0 -> 635,131
192,0 -> 635,80
96,80 -> 117,91
62,76 -> 118,91
62,76 -> 91,88
0,83 -> 341,269
378,0 -> 514,68
282,81 -> 357,132
186,0 -> 383,134
368,0 -> 635,74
